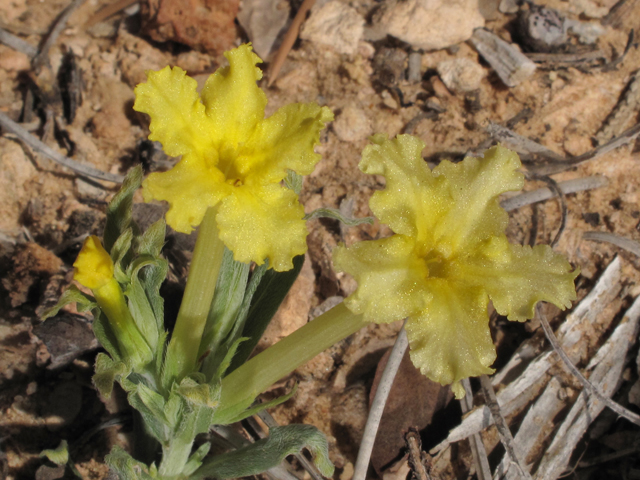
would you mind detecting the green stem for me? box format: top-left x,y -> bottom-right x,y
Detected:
216,303 -> 367,422
164,207 -> 225,384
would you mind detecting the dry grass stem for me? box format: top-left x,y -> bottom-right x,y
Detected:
582,231 -> 640,258
353,323 -> 408,480
32,0 -> 86,70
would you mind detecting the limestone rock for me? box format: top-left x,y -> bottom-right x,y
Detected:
373,0 -> 485,51
437,57 -> 486,93
300,1 -> 364,55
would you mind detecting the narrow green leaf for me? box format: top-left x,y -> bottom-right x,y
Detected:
104,166 -> 142,254
126,258 -> 163,353
111,228 -> 134,282
228,255 -> 304,373
212,384 -> 296,425
199,248 -> 250,380
194,425 -> 334,479
183,442 -> 211,477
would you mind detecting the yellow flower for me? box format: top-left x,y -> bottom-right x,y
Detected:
333,135 -> 578,398
133,44 -> 333,272
74,236 -> 152,368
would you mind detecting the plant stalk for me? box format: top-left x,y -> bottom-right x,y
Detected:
164,207 -> 225,384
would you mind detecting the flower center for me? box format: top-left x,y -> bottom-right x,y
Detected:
423,251 -> 447,278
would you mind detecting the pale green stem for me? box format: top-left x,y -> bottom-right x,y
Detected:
217,302 -> 367,420
164,207 -> 225,384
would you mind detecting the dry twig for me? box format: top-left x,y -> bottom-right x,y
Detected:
0,26 -> 37,57
500,176 -> 608,212
460,379 -> 491,480
32,0 -> 86,70
525,174 -> 567,248
353,322 -> 408,480
405,429 -> 431,480
479,375 -> 532,480
267,0 -> 315,87
582,231 -> 640,257
537,305 -> 640,427
0,111 -> 123,184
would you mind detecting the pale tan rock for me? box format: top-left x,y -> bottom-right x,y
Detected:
0,139 -> 36,230
333,105 -> 372,143
437,57 -> 486,93
373,0 -> 485,51
300,1 -> 364,55
0,47 -> 30,71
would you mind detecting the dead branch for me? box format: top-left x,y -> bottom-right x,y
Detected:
537,305 -> 640,427
0,111 -> 124,184
479,375 -> 532,480
461,379 -> 491,480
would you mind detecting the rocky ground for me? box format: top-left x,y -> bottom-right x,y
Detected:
1,0 -> 640,478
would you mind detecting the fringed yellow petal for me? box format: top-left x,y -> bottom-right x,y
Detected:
136,45 -> 332,269
456,236 -> 579,322
405,280 -> 496,399
216,184 -> 307,272
73,235 -> 114,290
133,66 -> 216,161
360,134 -> 437,240
142,156 -> 230,234
334,235 -> 430,323
336,135 -> 578,396
243,103 -> 334,184
429,146 -> 523,256
200,43 -> 267,147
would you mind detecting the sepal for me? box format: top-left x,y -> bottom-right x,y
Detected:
105,446 -> 156,480
41,285 -> 95,320
93,352 -> 129,398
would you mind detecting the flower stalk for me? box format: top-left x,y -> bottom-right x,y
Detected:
164,206 -> 225,383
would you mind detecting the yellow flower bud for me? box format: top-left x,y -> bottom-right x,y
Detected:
73,235 -> 114,290
73,235 -> 152,369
